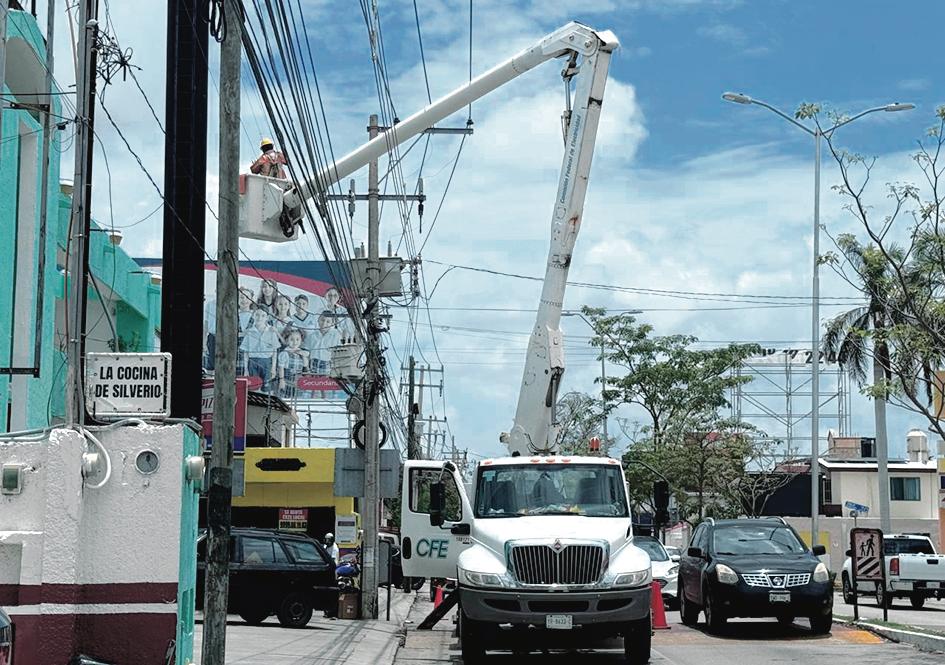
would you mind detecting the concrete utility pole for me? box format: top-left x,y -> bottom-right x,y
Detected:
202,3 -> 241,663
362,114 -> 381,620
65,0 -> 99,425
406,355 -> 418,460
161,0 -> 209,422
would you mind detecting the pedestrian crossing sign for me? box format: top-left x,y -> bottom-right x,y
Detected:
851,528 -> 884,581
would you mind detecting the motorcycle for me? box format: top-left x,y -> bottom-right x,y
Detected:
336,552 -> 361,592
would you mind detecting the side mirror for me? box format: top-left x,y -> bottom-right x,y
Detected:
812,544 -> 827,556
671,554 -> 681,563
687,546 -> 703,559
450,523 -> 471,536
429,481 -> 445,527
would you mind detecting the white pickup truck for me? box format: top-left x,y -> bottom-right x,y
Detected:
841,534 -> 945,609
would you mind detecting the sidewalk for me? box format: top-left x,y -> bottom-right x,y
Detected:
393,593 -> 457,664
193,587 -> 417,665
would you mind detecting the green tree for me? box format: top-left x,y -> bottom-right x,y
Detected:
555,391 -> 614,455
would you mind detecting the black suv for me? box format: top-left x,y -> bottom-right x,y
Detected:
678,518 -> 833,634
196,528 -> 337,628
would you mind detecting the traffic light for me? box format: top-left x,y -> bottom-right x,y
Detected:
653,480 -> 670,526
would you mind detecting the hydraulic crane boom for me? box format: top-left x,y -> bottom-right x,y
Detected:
268,21 -> 618,457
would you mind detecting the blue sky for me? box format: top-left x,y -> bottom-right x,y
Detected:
44,0 -> 945,460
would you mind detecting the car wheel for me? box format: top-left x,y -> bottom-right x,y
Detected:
703,586 -> 727,633
459,608 -> 486,664
623,616 -> 651,664
809,612 -> 832,635
910,594 -> 925,610
679,590 -> 699,627
239,607 -> 270,625
777,615 -> 794,627
841,574 -> 855,604
876,585 -> 892,609
277,592 -> 313,628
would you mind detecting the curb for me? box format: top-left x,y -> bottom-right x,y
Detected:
837,616 -> 945,654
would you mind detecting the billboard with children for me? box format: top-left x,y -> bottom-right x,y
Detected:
137,259 -> 357,401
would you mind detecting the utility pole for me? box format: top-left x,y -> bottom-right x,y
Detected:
406,355 -> 418,459
599,338 -> 608,442
161,0 -> 209,421
65,0 -> 99,425
362,114 -> 381,620
0,1 -> 9,114
202,3 -> 240,663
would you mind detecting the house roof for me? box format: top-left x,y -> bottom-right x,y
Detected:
819,457 -> 937,472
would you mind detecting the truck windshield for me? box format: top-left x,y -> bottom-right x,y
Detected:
474,464 -> 629,518
885,538 -> 935,555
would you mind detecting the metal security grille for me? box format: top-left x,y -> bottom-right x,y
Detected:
741,573 -> 811,588
509,544 -> 605,585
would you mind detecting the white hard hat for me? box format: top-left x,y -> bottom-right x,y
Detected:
325,532 -> 334,539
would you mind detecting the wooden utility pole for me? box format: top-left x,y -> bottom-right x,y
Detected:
65,0 -> 99,425
202,3 -> 241,662
362,114 -> 381,620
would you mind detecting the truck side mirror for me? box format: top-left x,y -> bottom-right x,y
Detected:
812,544 -> 827,556
429,481 -> 446,527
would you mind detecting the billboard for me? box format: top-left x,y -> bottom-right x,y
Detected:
201,377 -> 249,452
137,260 -> 356,401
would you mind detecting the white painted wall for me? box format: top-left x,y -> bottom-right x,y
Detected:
830,469 -> 938,520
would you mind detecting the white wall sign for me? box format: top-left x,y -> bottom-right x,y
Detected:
748,348 -> 838,366
85,353 -> 172,419
335,514 -> 358,545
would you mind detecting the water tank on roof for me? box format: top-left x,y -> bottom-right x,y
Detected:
906,428 -> 929,463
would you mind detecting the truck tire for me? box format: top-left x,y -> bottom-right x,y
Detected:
841,574 -> 855,604
910,594 -> 925,610
875,585 -> 892,609
459,608 -> 486,663
277,592 -> 313,628
679,590 -> 699,627
623,616 -> 651,664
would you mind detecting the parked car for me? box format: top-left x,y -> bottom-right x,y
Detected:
196,528 -> 337,628
635,536 -> 679,608
678,517 -> 833,634
841,533 -> 945,609
0,607 -> 12,665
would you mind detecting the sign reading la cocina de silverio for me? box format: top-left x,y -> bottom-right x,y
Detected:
85,353 -> 172,419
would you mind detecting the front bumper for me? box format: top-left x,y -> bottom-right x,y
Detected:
460,585 -> 651,625
711,580 -> 833,618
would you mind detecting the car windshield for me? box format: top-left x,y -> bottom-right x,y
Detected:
885,538 -> 935,555
635,538 -> 669,562
712,525 -> 806,555
475,464 -> 629,518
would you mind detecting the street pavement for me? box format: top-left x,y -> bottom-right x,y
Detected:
394,599 -> 945,664
833,592 -> 945,633
192,586 -> 417,664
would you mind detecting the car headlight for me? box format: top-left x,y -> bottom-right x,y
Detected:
613,569 -> 652,588
458,568 -> 509,588
715,564 -> 738,585
668,565 -> 679,576
813,562 -> 830,583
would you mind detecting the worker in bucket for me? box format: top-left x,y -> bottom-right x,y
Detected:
250,137 -> 288,179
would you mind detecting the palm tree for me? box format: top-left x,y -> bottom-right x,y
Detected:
823,236 -> 903,532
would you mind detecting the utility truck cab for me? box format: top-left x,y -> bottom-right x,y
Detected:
401,456 -> 653,663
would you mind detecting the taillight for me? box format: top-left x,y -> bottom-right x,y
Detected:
890,557 -> 900,576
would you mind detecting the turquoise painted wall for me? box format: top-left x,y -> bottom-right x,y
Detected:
177,425 -> 201,665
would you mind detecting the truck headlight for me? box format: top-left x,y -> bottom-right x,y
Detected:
813,562 -> 830,583
613,569 -> 652,588
458,568 -> 509,588
715,564 -> 738,585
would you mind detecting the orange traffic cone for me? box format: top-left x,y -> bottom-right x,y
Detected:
433,584 -> 444,608
651,581 -> 670,630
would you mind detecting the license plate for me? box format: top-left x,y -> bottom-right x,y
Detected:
769,591 -> 791,603
929,582 -> 941,589
546,614 -> 573,630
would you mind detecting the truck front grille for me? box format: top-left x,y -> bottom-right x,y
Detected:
509,543 -> 605,586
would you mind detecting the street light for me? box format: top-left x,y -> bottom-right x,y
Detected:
562,309 -> 642,445
721,92 -> 914,544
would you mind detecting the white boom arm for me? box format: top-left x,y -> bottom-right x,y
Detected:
276,21 -> 618,457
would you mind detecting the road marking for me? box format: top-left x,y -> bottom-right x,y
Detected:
836,629 -> 884,644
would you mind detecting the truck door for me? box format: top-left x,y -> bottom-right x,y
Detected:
400,460 -> 474,579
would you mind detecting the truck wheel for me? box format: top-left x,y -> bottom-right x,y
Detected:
841,574 -> 855,604
239,607 -> 270,625
459,609 -> 486,663
875,585 -> 892,609
623,616 -> 651,664
910,594 -> 925,610
809,612 -> 832,635
277,592 -> 313,628
679,590 -> 699,627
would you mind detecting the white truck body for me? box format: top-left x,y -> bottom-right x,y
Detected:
841,534 -> 945,607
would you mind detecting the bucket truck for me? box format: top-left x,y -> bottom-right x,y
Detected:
243,21 -> 653,663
